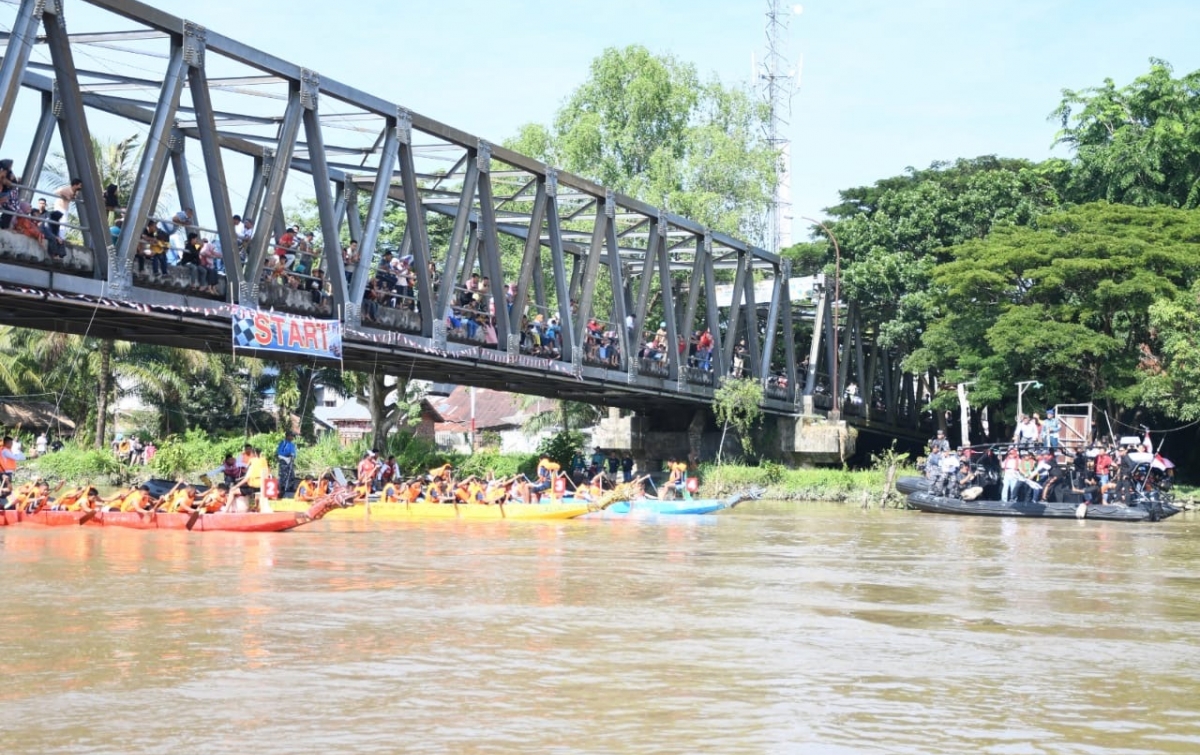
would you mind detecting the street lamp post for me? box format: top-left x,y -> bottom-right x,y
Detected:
801,217 -> 841,421
1015,380 -> 1042,422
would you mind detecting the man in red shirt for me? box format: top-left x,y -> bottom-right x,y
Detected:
1094,447 -> 1114,502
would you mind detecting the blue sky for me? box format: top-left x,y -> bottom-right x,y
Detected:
8,0 -> 1200,241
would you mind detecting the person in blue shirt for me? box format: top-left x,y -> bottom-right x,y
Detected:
275,431 -> 297,494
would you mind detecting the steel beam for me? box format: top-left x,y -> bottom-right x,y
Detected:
20,93 -> 56,202
702,237 -> 726,378
573,202 -> 608,353
331,181 -> 347,238
0,0 -> 42,149
398,112 -> 435,335
168,133 -> 196,220
760,265 -> 785,382
722,251 -> 748,372
300,88 -> 350,313
804,290 -> 826,397
243,154 -> 265,221
343,181 -> 364,243
113,40 -> 186,288
434,150 -> 477,319
244,87 -> 303,298
681,237 -> 704,349
348,123 -> 400,318
781,275 -> 798,403
743,256 -> 762,379
545,182 -> 575,362
508,176 -> 547,334
460,221 -> 478,286
605,197 -> 631,371
185,39 -> 240,295
474,143 -> 510,340
630,217 -> 658,347
656,225 -> 681,381
42,2 -> 111,278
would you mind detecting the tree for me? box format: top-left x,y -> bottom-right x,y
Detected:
507,45 -> 777,242
1141,282 -> 1200,421
909,203 -> 1200,426
1052,59 -> 1200,208
713,377 -> 764,462
340,371 -> 422,451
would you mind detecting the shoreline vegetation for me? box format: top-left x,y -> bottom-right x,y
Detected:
18,435 -> 1196,509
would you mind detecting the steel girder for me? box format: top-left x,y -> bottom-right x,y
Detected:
0,0 -> 916,425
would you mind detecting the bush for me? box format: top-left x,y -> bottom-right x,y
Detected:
536,430 -> 583,471
28,446 -> 122,484
455,450 -> 538,480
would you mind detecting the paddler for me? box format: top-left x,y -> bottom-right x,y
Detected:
529,456 -> 560,502
157,481 -> 193,513
660,460 -> 688,500
53,485 -> 101,512
199,483 -> 228,513
356,450 -> 380,497
227,446 -> 270,512
295,475 -> 319,502
16,479 -> 53,513
106,484 -> 157,513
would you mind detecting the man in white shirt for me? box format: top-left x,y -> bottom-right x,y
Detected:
53,178 -> 83,240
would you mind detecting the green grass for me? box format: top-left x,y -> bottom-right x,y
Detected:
699,463 -> 922,503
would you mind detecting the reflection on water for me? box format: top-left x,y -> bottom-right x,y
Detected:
2,506 -> 1199,754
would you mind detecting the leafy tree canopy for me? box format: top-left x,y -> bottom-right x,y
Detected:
907,202 -> 1200,415
507,44 -> 777,242
1053,59 -> 1200,208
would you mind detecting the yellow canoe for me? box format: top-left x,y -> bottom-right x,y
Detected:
269,497 -> 590,522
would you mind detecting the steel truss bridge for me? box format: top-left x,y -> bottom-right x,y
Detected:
0,0 -> 928,442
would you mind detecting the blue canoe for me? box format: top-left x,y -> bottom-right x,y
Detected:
577,488 -> 763,519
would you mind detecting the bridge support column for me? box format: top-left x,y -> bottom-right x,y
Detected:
777,415 -> 857,466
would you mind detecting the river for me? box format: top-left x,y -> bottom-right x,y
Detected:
3,503 -> 1198,754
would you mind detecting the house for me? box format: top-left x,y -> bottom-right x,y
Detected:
0,400 -> 77,437
420,387 -> 555,454
313,400 -> 372,445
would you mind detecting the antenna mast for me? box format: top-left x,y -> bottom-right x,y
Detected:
761,0 -> 799,252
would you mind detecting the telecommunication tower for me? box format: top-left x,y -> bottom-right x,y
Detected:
760,1 -> 801,252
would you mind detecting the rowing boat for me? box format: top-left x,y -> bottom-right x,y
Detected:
577,489 -> 762,519
896,476 -> 1180,522
270,497 -> 590,521
0,492 -> 352,532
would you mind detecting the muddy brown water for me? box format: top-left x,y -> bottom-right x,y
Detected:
3,503 -> 1198,754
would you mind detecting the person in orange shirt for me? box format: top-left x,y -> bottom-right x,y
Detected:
295,476 -> 319,502
113,485 -> 156,513
54,485 -> 101,512
198,483 -> 228,513
158,483 -> 193,513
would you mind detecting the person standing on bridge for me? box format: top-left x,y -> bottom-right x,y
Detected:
52,178 -> 83,241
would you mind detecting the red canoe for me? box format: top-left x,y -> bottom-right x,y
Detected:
0,492 -> 354,532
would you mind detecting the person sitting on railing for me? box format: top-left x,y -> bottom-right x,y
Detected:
0,159 -> 18,230
104,184 -> 121,226
236,217 -> 254,262
157,209 -> 192,265
462,273 -> 480,306
309,268 -> 327,306
180,232 -> 203,285
275,225 -> 297,269
199,237 -> 221,294
545,317 -> 561,351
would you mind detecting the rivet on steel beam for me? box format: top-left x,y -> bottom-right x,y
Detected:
396,108 -> 412,145
260,147 -> 274,178
299,68 -> 320,110
477,141 -> 492,174
51,80 -> 63,118
605,191 -> 616,218
182,21 -> 206,68
703,232 -> 713,255
545,168 -> 558,198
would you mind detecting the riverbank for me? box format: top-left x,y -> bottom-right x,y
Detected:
698,463 -> 918,505
698,463 -> 1199,508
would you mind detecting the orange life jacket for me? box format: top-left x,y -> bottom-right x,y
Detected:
296,480 -> 318,501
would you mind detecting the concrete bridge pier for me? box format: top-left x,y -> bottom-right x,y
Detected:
593,408 -> 705,475
774,413 -> 857,466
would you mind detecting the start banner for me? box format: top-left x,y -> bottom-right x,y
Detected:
232,306 -> 343,360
